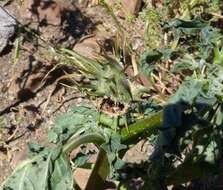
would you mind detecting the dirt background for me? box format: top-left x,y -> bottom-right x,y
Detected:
1,1 -> 223,190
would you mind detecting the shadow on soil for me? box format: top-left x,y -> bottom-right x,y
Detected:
0,2 -> 95,116
24,0 -> 95,47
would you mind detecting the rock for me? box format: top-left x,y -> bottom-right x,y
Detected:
73,36 -> 101,58
0,7 -> 16,53
73,168 -> 91,189
37,1 -> 62,26
121,0 -> 142,15
18,0 -> 35,23
105,0 -> 142,15
123,140 -> 153,164
11,148 -> 27,169
19,0 -> 62,26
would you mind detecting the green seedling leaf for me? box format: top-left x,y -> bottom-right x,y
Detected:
13,37 -> 20,65
214,47 -> 223,65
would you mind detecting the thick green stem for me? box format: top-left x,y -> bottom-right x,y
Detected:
98,112 -> 126,127
121,111 -> 163,143
63,133 -> 109,190
90,111 -> 163,190
63,133 -> 105,154
64,111 -> 163,190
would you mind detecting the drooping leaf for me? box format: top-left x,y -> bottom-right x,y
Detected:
60,48 -> 133,103
50,153 -> 74,190
48,106 -> 98,144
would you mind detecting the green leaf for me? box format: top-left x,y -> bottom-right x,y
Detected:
0,145 -> 76,190
50,153 -> 74,190
101,135 -> 127,177
214,47 -> 223,65
60,48 -> 133,103
164,17 -> 208,33
171,54 -> 200,73
169,78 -> 204,105
0,147 -> 56,190
48,106 -> 98,144
72,152 -> 93,168
139,50 -> 162,77
166,126 -> 222,186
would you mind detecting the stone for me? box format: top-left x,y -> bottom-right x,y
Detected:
73,36 -> 101,58
19,0 -> 62,26
121,0 -> 142,15
0,7 -> 16,53
73,168 -> 91,189
38,1 -> 62,26
104,0 -> 142,15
